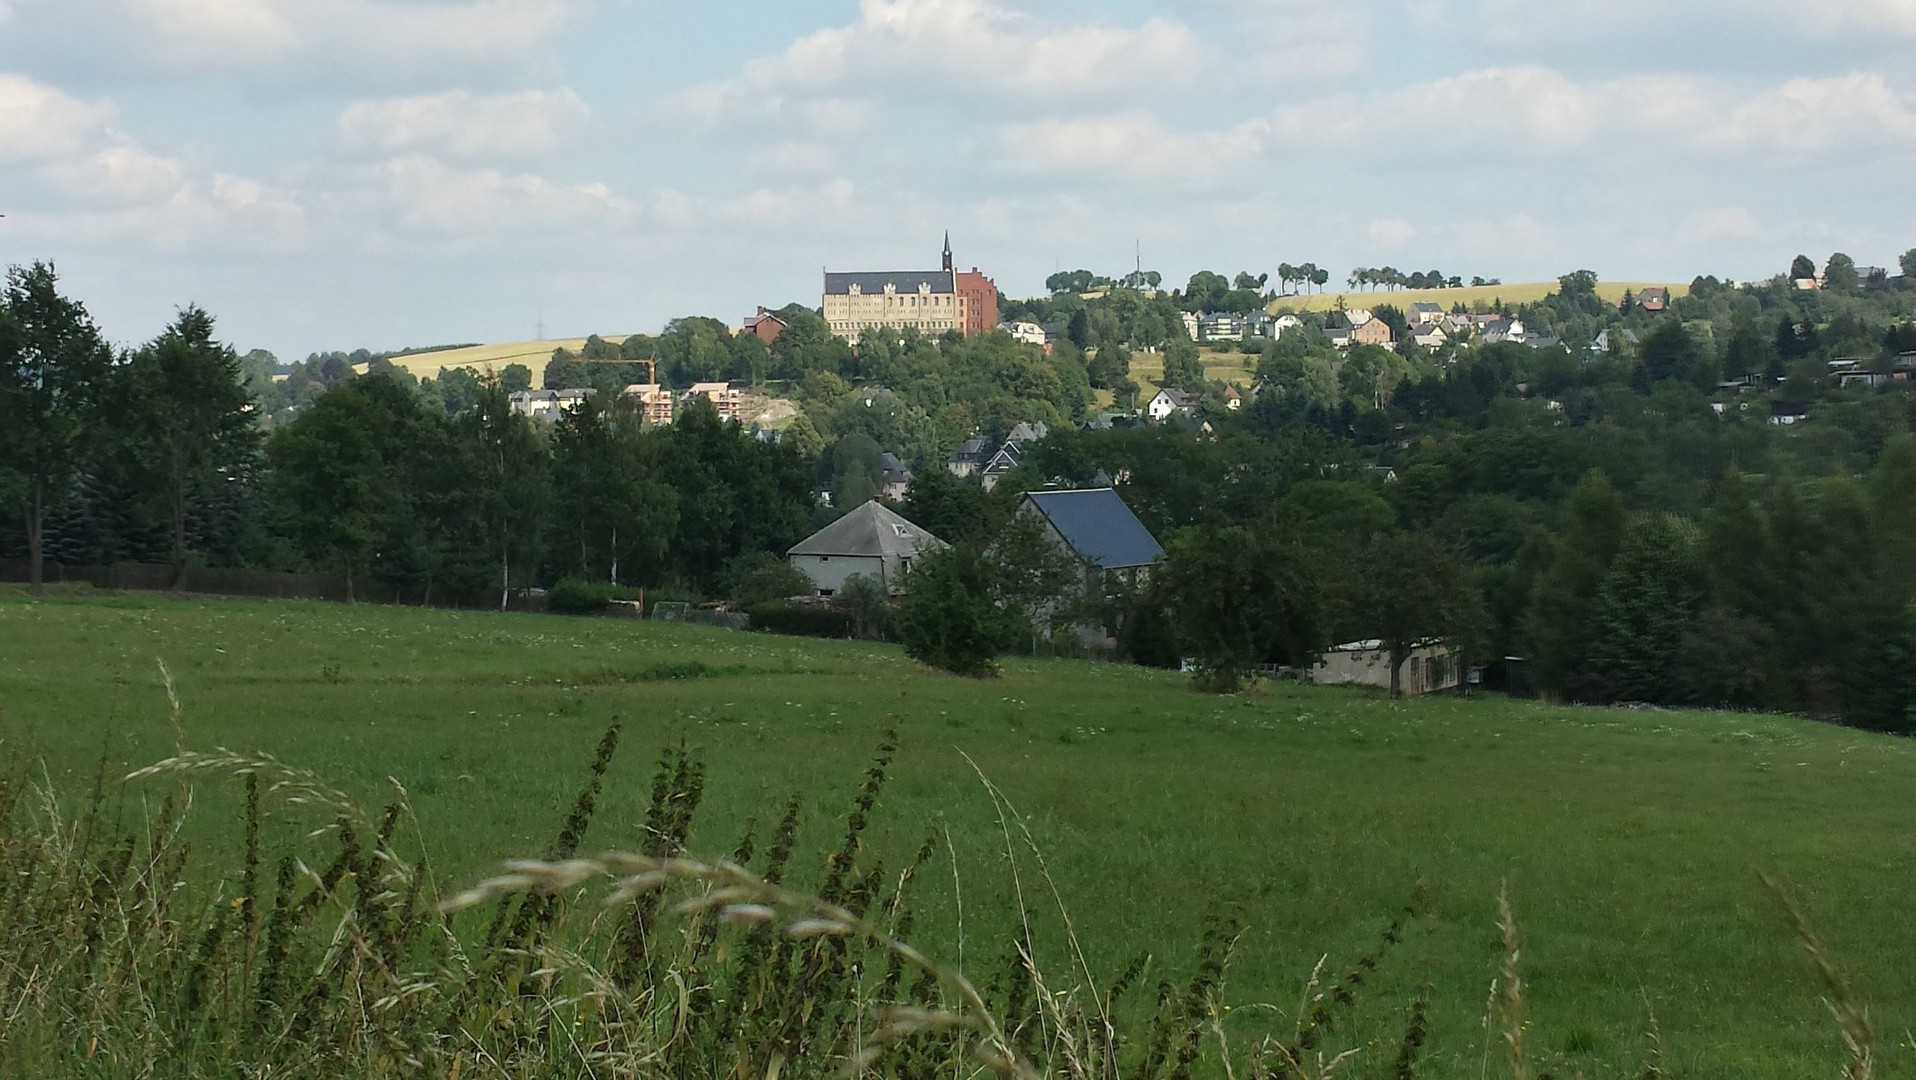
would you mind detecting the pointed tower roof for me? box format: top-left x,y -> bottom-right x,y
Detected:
941,231 -> 953,272
788,500 -> 948,558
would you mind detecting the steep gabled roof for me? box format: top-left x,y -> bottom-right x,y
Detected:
788,500 -> 947,559
1022,488 -> 1164,570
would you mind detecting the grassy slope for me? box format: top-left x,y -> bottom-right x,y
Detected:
353,337 -> 627,378
1125,348 -> 1261,391
1267,281 -> 1689,314
1,587 -> 1910,1077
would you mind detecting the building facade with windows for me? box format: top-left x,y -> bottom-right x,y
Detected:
822,235 -> 998,343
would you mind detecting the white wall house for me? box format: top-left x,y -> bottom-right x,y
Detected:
1147,387 -> 1193,421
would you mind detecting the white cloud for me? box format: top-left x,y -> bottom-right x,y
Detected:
1274,65 -> 1715,150
49,145 -> 187,203
747,140 -> 839,177
1367,217 -> 1416,246
378,156 -> 632,235
1795,0 -> 1916,37
996,112 -> 1269,177
1212,0 -> 1369,81
724,179 -> 857,223
338,89 -> 590,160
9,0 -> 578,78
1678,207 -> 1762,243
1270,65 -> 1916,162
0,74 -> 114,164
1710,73 -> 1916,152
669,0 -> 1200,123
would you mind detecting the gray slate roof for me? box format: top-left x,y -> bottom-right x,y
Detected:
788,500 -> 947,558
1023,488 -> 1164,570
824,271 -> 955,296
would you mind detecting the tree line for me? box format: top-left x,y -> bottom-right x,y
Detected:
0,263 -> 815,606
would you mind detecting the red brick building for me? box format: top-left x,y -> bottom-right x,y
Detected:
946,232 -> 999,337
955,268 -> 998,337
741,306 -> 788,344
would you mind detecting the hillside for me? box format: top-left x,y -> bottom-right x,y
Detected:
352,337 -> 625,378
2,586 -> 1912,1077
1267,280 -> 1688,314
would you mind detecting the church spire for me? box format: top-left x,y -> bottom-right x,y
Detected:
941,230 -> 953,272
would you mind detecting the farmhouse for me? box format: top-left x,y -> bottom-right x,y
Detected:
1312,639 -> 1459,695
786,500 -> 947,597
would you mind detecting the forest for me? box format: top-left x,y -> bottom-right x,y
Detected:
7,251 -> 1916,730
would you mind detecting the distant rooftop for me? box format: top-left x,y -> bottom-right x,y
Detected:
1023,488 -> 1164,570
824,271 -> 955,296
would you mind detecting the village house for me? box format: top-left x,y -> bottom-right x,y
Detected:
1590,328 -> 1640,356
947,436 -> 991,478
1016,487 -> 1165,646
508,388 -> 592,420
1409,302 -> 1445,326
1199,312 -> 1245,340
1479,318 -> 1524,344
1353,319 -> 1394,347
1147,386 -> 1195,421
1221,385 -> 1243,410
1638,287 -> 1669,313
1326,326 -> 1356,349
878,452 -> 912,501
1408,324 -> 1448,349
786,500 -> 947,597
1313,640 -> 1460,695
1004,321 -> 1048,346
741,307 -> 787,344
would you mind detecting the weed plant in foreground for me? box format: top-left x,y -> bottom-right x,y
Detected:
0,718 -> 1883,1080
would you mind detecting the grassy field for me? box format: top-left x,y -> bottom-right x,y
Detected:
1124,347 -> 1261,392
1,587 -> 1911,1076
353,337 -> 629,379
1267,281 -> 1688,315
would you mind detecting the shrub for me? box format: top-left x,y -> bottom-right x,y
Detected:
718,552 -> 813,608
749,601 -> 855,638
893,546 -> 1010,676
838,573 -> 892,640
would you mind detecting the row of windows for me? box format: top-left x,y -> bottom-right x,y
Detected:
830,320 -> 956,331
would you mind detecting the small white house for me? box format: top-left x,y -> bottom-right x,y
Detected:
1147,386 -> 1194,422
787,500 -> 947,597
1312,639 -> 1460,695
1004,321 -> 1048,346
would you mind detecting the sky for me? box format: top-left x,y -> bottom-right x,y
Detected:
2,0 -> 1914,360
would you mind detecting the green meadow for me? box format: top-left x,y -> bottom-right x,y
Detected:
2,585 -> 1912,1077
